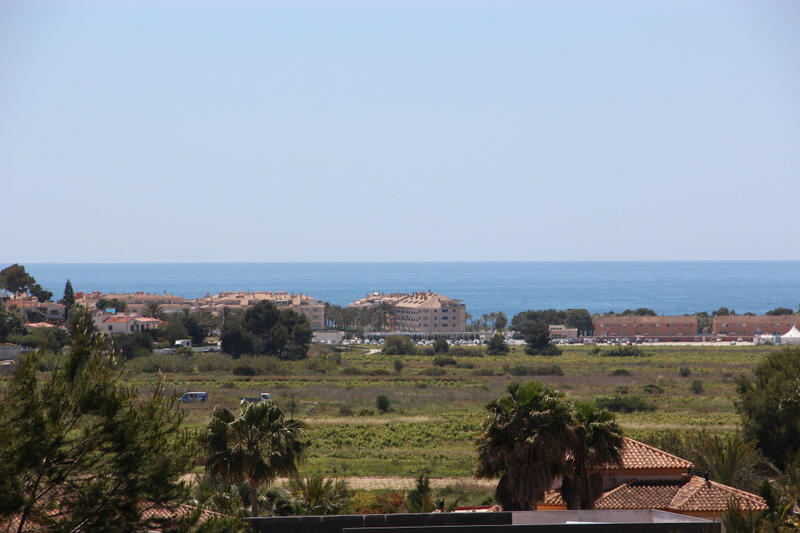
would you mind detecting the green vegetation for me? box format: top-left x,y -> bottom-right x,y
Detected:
3,334 -> 793,517
220,301 -> 313,359
590,346 -> 648,357
382,335 -> 415,355
0,307 -> 197,531
200,398 -> 308,516
522,322 -> 561,356
476,382 -> 623,510
486,333 -> 509,355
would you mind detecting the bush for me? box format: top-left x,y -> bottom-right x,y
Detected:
434,338 -> 449,354
472,367 -> 495,376
448,346 -> 483,357
376,394 -> 391,413
596,395 -> 656,413
382,335 -> 415,355
527,344 -> 562,357
432,355 -> 457,367
370,368 -> 391,376
679,366 -> 691,377
393,359 -> 404,373
486,333 -> 509,356
593,346 -> 649,357
338,406 -> 354,417
456,361 -> 475,369
232,364 -> 257,376
508,364 -> 563,376
690,379 -> 704,394
610,368 -> 631,376
341,366 -> 364,375
358,408 -> 375,417
420,367 -> 446,376
643,383 -> 664,394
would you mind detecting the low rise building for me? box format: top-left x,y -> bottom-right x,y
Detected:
5,297 -> 66,323
593,315 -> 697,339
541,437 -> 766,521
393,291 -> 466,333
712,314 -> 800,337
77,291 -> 192,314
93,311 -> 164,335
549,325 -> 578,339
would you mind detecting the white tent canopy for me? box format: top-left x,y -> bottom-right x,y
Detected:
781,325 -> 800,345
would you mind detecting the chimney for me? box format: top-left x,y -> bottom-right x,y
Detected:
704,471 -> 710,485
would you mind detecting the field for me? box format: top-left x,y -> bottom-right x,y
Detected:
104,343 -> 776,489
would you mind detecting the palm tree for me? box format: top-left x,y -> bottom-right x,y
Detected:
476,382 -> 574,510
690,431 -> 762,491
289,475 -> 351,515
200,400 -> 308,517
143,302 -> 164,319
560,402 -> 623,509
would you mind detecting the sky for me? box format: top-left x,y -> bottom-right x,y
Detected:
1,1 -> 799,262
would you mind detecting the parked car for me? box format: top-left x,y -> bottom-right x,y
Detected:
179,391 -> 208,403
242,392 -> 272,403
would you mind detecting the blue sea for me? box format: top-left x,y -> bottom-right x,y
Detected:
19,262 -> 800,318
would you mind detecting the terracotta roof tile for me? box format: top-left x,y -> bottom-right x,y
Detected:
595,476 -> 767,513
612,438 -> 693,471
671,476 -> 767,512
596,479 -> 686,509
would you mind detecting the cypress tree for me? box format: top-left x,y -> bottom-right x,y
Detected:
61,279 -> 75,316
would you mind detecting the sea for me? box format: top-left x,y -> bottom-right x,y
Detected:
16,262 -> 800,318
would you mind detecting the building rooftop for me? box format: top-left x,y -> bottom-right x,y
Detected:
613,438 -> 693,472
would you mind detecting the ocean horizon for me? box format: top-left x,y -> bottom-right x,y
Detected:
12,261 -> 800,319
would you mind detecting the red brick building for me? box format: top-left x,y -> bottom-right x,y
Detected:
712,315 -> 800,337
592,315 -> 697,339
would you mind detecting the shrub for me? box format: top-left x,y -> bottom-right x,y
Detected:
643,383 -> 664,394
448,346 -> 482,357
690,379 -> 704,394
420,367 -> 446,376
232,364 -> 257,376
527,343 -> 562,357
679,366 -> 691,377
370,368 -> 391,376
434,338 -> 449,354
610,368 -> 631,376
486,333 -> 509,355
382,335 -> 415,355
596,395 -> 656,413
432,355 -> 457,367
341,366 -> 364,375
594,346 -> 648,357
376,394 -> 391,413
472,367 -> 495,376
338,406 -> 354,417
508,364 -> 563,376
358,408 -> 375,416
393,359 -> 404,373
456,361 -> 475,369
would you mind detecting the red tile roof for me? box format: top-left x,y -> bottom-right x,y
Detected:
543,476 -> 766,514
596,476 -> 767,513
610,438 -> 693,472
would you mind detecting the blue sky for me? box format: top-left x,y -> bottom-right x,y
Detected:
1,1 -> 799,262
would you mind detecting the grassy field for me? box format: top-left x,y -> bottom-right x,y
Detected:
99,343 -> 777,482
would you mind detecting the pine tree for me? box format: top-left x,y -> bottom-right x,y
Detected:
0,306 -> 197,531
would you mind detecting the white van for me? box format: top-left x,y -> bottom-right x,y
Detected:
179,391 -> 208,403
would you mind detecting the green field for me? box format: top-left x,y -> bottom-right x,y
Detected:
104,343 -> 776,479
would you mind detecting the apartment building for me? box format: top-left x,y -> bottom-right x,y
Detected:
197,291 -> 326,330
348,292 -> 407,308
593,315 -> 697,338
712,315 -> 800,337
393,291 -> 466,333
76,291 -> 191,314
